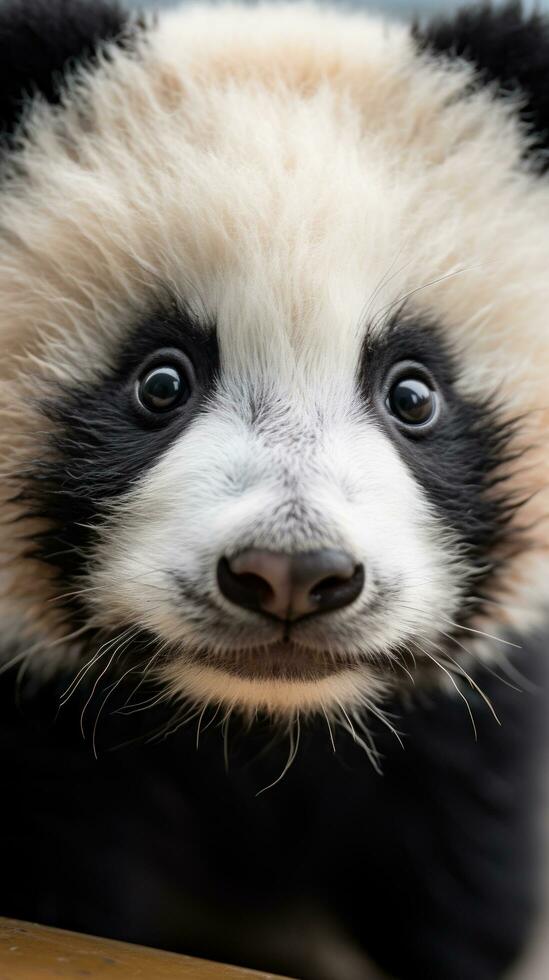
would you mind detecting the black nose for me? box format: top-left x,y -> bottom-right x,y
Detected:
217,549 -> 364,622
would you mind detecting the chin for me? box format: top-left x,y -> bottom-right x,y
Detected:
160,650 -> 388,720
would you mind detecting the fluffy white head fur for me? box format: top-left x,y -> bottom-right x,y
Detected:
1,3 -> 549,718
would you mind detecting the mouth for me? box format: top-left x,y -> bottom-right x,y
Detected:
187,642 -> 362,681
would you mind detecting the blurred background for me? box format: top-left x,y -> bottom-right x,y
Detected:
125,0 -> 549,15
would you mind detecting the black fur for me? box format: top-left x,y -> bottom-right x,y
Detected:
0,639 -> 544,980
415,1 -> 549,172
360,315 -> 521,616
21,306 -> 219,612
0,0 -> 135,145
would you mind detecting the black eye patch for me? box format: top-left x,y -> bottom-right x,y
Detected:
359,315 -> 521,592
22,305 -> 219,593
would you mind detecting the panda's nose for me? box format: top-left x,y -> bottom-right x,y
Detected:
217,549 -> 364,621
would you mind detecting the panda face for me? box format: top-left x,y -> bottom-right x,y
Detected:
45,303 -> 505,717
1,3 -> 549,719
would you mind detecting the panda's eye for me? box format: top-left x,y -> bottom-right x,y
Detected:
137,358 -> 192,415
385,366 -> 439,432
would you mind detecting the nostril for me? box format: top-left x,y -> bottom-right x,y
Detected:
217,557 -> 275,614
238,573 -> 272,597
310,563 -> 365,613
312,574 -> 351,596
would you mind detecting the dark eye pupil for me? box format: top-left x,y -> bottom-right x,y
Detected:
139,366 -> 185,412
389,378 -> 434,425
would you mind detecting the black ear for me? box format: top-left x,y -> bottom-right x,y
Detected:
0,0 -> 135,141
415,1 -> 549,172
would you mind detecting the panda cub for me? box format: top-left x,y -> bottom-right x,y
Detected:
0,1 -> 548,978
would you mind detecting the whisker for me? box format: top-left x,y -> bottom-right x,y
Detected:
79,628 -> 140,738
0,648 -> 32,677
336,700 -> 382,773
59,627 -> 132,705
370,266 -> 476,333
322,705 -> 336,753
431,632 -> 501,724
410,640 -> 479,740
256,713 -> 301,794
222,706 -> 233,772
195,703 -> 208,750
91,663 -> 139,759
116,688 -> 169,716
119,645 -> 165,709
80,648 -> 119,740
147,702 -> 202,744
358,701 -> 404,750
439,617 -> 521,649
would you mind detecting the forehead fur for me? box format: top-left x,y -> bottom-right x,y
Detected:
1,2 -> 549,637
0,4 -> 547,371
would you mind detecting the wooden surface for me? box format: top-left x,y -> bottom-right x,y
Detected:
0,918 -> 290,980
